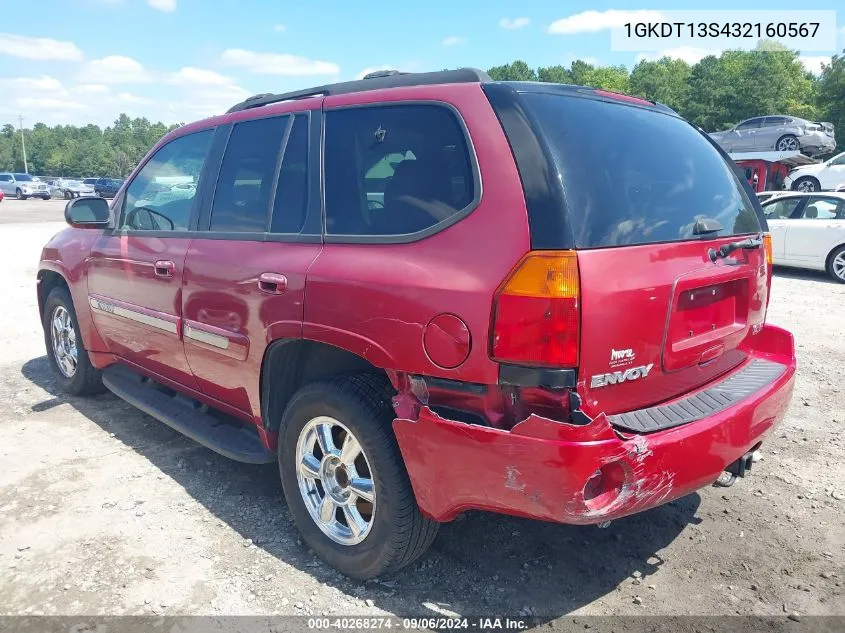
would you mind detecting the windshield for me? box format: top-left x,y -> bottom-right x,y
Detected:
521,93 -> 761,248
14,174 -> 33,182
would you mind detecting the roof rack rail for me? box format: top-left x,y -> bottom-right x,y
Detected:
226,67 -> 491,114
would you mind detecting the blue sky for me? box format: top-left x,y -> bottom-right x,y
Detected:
1,0 -> 843,127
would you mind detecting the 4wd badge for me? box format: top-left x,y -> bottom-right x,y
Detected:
590,364 -> 655,389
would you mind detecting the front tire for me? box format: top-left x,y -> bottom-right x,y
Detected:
42,286 -> 104,396
15,188 -> 26,200
827,245 -> 845,284
792,176 -> 820,192
278,374 -> 438,579
776,134 -> 799,152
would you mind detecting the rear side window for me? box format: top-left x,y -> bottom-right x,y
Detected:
324,104 -> 475,237
270,114 -> 309,233
521,93 -> 760,248
211,116 -> 289,233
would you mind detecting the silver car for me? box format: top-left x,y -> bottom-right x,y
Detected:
710,116 -> 835,157
51,178 -> 96,199
0,173 -> 52,199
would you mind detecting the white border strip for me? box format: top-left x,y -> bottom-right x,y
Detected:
184,323 -> 230,350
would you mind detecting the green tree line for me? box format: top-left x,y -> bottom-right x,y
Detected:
1,45 -> 843,178
0,114 -> 179,178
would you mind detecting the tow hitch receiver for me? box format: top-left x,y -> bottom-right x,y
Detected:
714,449 -> 761,487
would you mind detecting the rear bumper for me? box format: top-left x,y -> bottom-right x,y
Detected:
393,324 -> 796,525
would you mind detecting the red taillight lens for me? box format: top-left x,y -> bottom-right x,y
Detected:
491,251 -> 580,367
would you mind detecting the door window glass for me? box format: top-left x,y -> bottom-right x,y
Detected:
122,130 -> 213,231
211,116 -> 290,233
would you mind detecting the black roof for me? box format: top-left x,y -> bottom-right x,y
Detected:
227,68 -> 491,114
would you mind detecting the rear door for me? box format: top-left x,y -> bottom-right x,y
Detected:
181,109 -> 322,419
86,128 -> 214,389
733,118 -> 764,151
514,91 -> 768,416
782,195 -> 845,264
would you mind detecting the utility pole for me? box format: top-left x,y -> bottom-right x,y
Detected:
18,114 -> 28,174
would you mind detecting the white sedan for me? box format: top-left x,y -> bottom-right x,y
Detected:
761,191 -> 845,282
784,151 -> 845,192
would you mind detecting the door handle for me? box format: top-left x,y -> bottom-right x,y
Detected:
154,260 -> 175,278
258,272 -> 288,294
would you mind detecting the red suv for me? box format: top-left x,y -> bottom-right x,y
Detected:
38,69 -> 796,579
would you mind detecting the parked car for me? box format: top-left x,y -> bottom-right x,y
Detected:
0,190 -> 4,203
37,69 -> 796,579
761,191 -> 845,282
710,116 -> 835,157
51,179 -> 96,199
94,178 -> 124,198
81,178 -> 100,188
0,172 -> 51,199
783,151 -> 845,192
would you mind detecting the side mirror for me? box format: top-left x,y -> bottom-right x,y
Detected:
64,196 -> 110,228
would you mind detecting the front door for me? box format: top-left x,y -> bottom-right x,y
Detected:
762,195 -> 804,261
182,110 -> 322,418
86,128 -> 215,389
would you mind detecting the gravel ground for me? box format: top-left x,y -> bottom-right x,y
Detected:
0,199 -> 843,623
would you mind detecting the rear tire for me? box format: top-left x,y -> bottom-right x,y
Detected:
278,374 -> 438,579
776,134 -> 799,152
826,245 -> 845,283
42,286 -> 104,396
791,176 -> 820,192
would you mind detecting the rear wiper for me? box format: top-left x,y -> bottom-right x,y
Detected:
692,218 -> 723,236
708,236 -> 763,262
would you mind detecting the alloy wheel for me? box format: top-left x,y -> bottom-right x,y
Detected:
50,305 -> 78,378
796,180 -> 816,192
295,416 -> 376,546
777,137 -> 799,151
833,251 -> 845,282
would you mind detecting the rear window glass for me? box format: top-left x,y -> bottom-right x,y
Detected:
521,93 -> 761,248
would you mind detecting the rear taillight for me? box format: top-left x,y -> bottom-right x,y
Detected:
763,233 -> 773,310
491,251 -> 580,367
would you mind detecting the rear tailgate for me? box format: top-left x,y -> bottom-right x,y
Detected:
504,88 -> 768,416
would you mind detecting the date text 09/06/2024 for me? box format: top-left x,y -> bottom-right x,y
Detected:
307,617 -> 530,630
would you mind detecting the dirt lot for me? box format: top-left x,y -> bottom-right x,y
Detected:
0,198 -> 843,624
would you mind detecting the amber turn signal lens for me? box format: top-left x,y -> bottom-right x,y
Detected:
499,251 -> 579,298
762,233 -> 773,266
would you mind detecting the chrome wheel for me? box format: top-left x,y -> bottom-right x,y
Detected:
777,136 -> 799,151
50,305 -> 78,378
796,179 -> 817,192
833,251 -> 845,282
295,416 -> 375,546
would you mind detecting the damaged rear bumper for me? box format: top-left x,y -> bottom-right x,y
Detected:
392,324 -> 796,525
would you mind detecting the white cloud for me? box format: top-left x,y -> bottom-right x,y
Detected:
17,98 -> 85,110
273,24 -> 287,32
73,84 -> 110,94
549,10 -> 665,34
82,55 -> 153,83
499,17 -> 530,30
1,76 -> 64,91
799,55 -> 831,75
355,66 -> 397,80
442,36 -> 466,47
220,49 -> 339,75
167,67 -> 234,86
147,0 -> 176,12
635,47 -> 717,65
0,33 -> 83,61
